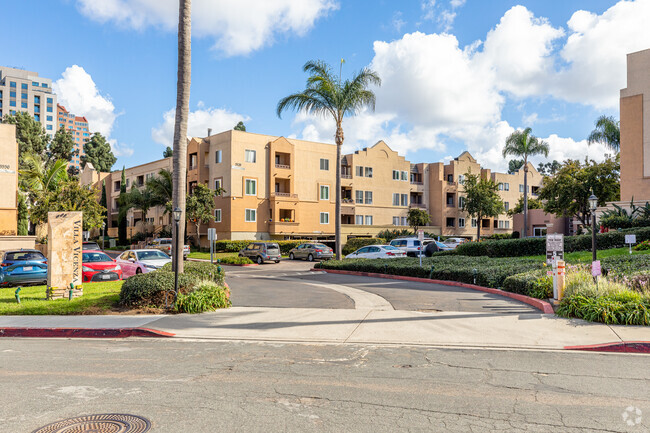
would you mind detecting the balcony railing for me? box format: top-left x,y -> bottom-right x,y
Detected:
410,181 -> 423,185
411,203 -> 426,208
275,163 -> 290,169
271,192 -> 298,198
341,174 -> 352,179
189,165 -> 197,171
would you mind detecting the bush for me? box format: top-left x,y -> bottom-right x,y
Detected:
119,271 -> 202,307
557,290 -> 650,326
218,256 -> 254,265
634,240 -> 650,251
160,261 -> 225,285
482,233 -> 514,240
342,238 -> 387,256
175,282 -> 231,313
376,229 -> 413,242
502,270 -> 552,299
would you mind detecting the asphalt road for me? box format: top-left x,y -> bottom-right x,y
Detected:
1,339 -> 647,433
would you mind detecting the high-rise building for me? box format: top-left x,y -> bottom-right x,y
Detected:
0,67 -> 57,136
57,104 -> 90,170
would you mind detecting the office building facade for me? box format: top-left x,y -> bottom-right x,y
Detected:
57,104 -> 90,171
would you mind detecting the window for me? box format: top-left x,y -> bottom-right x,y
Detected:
9,101 -> 16,107
471,219 -> 477,228
446,193 -> 455,207
458,174 -> 465,184
504,202 -> 509,211
393,170 -> 400,180
34,96 -> 40,103
504,183 -> 510,191
398,171 -> 405,181
21,93 -> 27,99
245,209 -> 256,222
393,216 -> 400,226
320,185 -> 330,200
392,193 -> 400,206
42,83 -> 48,88
519,184 -> 524,193
320,212 -> 329,224
46,115 -> 52,121
21,102 -> 27,108
215,150 -> 222,163
319,158 -> 329,170
446,218 -> 455,227
533,227 -> 547,237
34,114 -> 40,121
459,218 -> 465,228
365,191 -> 373,204
21,83 -> 28,90
46,125 -> 52,130
245,149 -> 256,163
9,82 -> 16,88
47,98 -> 53,104
458,196 -> 466,208
214,209 -> 222,223
9,91 -> 16,98
364,167 -> 373,178
505,221 -> 510,229
401,194 -> 408,206
355,190 -> 364,204
355,215 -> 364,225
365,215 -> 373,225
214,178 -> 222,192
447,174 -> 453,182
400,217 -> 406,226
245,179 -> 257,195
47,106 -> 52,112
355,166 -> 364,176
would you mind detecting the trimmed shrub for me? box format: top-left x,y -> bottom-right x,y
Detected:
634,240 -> 650,251
502,270 -> 552,299
160,261 -> 225,285
175,282 -> 231,313
557,290 -> 650,326
342,238 -> 387,256
119,271 -> 202,307
218,256 -> 254,265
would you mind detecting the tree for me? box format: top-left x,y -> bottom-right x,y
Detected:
507,196 -> 543,217
502,127 -> 549,237
2,112 -> 49,166
119,185 -> 154,231
19,152 -> 69,206
100,180 -> 108,232
49,126 -> 77,163
538,157 -> 620,227
277,60 -> 381,259
234,121 -> 246,132
185,183 -> 223,246
588,115 -> 620,153
171,0 -> 192,274
147,169 -> 173,216
29,180 -> 105,230
507,159 -> 524,174
17,192 -> 28,236
537,160 -> 561,176
118,167 -> 127,245
163,146 -> 173,158
461,171 -> 504,240
406,208 -> 430,234
82,132 -> 117,172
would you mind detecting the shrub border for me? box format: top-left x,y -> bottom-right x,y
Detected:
313,268 -> 554,314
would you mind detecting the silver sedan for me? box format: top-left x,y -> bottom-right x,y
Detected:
288,243 -> 334,261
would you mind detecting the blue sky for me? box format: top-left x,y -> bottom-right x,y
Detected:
2,0 -> 649,171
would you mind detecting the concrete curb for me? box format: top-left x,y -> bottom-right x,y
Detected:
313,268 -> 555,314
565,341 -> 650,353
0,327 -> 175,338
187,258 -> 258,266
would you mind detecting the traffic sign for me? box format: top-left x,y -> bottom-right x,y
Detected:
546,233 -> 564,265
207,228 -> 217,241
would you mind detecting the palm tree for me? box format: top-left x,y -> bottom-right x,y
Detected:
502,127 -> 549,238
119,186 -> 154,232
277,60 -> 381,259
147,169 -> 173,213
588,115 -> 620,153
19,152 -> 69,194
171,0 -> 191,273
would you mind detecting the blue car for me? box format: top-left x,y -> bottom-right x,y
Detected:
0,249 -> 48,287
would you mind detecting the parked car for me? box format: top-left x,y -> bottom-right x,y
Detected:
345,245 -> 407,259
82,241 -> 102,251
0,249 -> 48,287
389,237 -> 433,257
82,250 -> 122,283
148,238 -> 190,259
288,243 -> 333,261
424,241 -> 455,257
239,242 -> 282,264
442,237 -> 467,249
116,249 -> 172,278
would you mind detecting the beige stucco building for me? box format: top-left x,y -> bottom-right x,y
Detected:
0,124 -> 18,235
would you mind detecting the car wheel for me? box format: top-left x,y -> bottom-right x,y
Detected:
307,254 -> 314,262
136,268 -> 142,274
275,260 -> 280,264
289,253 -> 295,260
256,256 -> 263,265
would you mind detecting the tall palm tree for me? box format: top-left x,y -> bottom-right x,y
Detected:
502,127 -> 549,238
171,0 -> 191,273
587,115 -> 620,153
277,60 -> 381,259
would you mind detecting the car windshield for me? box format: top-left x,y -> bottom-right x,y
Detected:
136,250 -> 170,261
266,244 -> 279,250
314,244 -> 329,249
82,252 -> 113,263
383,245 -> 401,251
436,242 -> 448,248
5,251 -> 45,261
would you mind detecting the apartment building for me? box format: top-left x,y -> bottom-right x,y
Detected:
57,104 -> 90,170
0,67 -> 57,136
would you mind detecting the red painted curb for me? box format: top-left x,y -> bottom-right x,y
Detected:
219,263 -> 258,267
313,268 -> 555,314
565,341 -> 650,354
0,327 -> 175,338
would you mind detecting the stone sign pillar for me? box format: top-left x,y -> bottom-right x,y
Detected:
47,212 -> 83,299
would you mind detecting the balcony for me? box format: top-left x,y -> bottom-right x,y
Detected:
341,174 -> 352,179
275,163 -> 290,169
270,192 -> 298,201
410,181 -> 423,185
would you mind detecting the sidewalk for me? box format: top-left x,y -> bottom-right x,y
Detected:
1,307 -> 648,352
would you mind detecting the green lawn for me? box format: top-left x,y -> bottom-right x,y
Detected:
187,251 -> 238,260
522,247 -> 650,263
0,281 -> 123,315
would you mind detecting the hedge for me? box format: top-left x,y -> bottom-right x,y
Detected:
160,261 -> 225,285
455,227 -> 650,258
342,238 -> 387,256
218,256 -> 254,265
557,291 -> 650,325
502,270 -> 552,299
175,282 -> 231,313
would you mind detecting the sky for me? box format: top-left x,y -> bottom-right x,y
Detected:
3,0 -> 650,172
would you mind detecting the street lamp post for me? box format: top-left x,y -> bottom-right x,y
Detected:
589,191 -> 598,262
173,207 -> 182,303
101,221 -> 106,251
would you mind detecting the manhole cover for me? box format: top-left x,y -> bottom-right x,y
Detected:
32,414 -> 151,433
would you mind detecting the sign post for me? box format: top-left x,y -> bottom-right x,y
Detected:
417,229 -> 424,267
546,233 -> 564,300
207,228 -> 217,264
625,234 -> 637,255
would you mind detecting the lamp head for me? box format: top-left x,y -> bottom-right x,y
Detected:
173,207 -> 182,222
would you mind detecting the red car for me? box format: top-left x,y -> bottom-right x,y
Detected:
82,250 -> 122,283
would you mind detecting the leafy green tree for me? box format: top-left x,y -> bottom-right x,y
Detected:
234,121 -> 246,132
17,192 -> 28,236
507,159 -> 524,174
502,127 -> 549,237
461,171 -> 504,240
163,146 -> 173,158
29,180 -> 105,230
82,132 -> 117,172
277,60 -> 381,259
2,112 -> 49,166
588,115 -> 620,153
118,167 -> 127,245
537,160 -> 561,176
49,126 -> 77,162
100,180 -> 108,232
406,208 -> 430,234
186,183 -> 224,245
538,157 -> 620,226
507,196 -> 543,217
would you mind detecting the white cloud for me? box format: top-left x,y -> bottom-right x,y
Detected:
108,139 -> 134,158
75,0 -> 338,56
421,0 -> 465,31
152,105 -> 250,147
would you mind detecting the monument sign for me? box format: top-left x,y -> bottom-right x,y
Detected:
47,211 -> 83,299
